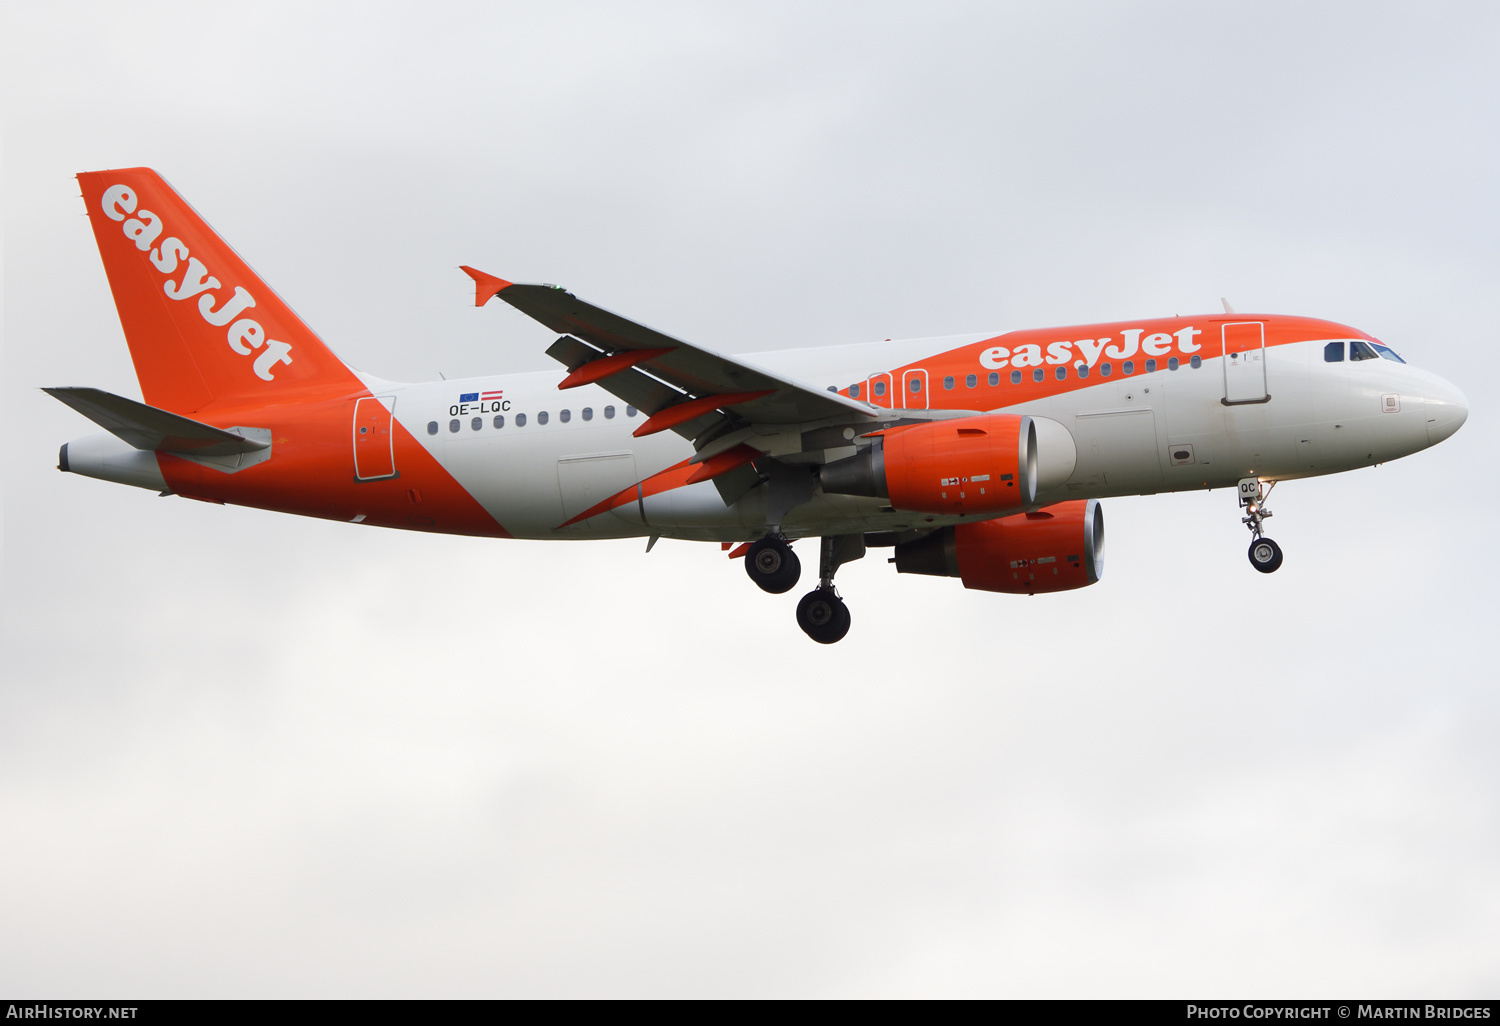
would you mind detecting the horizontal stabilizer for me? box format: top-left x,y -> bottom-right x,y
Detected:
43,387 -> 269,457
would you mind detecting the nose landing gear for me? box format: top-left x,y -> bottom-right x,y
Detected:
1239,477 -> 1283,574
1248,536 -> 1284,573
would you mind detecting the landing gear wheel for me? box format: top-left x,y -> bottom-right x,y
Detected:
796,588 -> 851,644
1248,537 -> 1284,574
745,537 -> 801,594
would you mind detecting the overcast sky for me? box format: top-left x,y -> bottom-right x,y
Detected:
3,0 -> 1497,998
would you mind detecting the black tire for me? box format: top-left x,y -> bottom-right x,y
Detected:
796,588 -> 851,644
1248,537 -> 1284,574
745,537 -> 801,594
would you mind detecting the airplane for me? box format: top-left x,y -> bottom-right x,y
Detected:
50,167 -> 1469,643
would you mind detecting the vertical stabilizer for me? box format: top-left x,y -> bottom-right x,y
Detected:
77,168 -> 361,413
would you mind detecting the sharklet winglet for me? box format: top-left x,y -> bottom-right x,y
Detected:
460,266 -> 513,307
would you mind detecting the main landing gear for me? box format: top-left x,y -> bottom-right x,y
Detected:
796,535 -> 865,644
1238,477 -> 1284,574
796,588 -> 850,645
743,534 -> 865,643
744,536 -> 801,594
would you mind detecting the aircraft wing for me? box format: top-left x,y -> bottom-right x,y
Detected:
463,268 -> 882,444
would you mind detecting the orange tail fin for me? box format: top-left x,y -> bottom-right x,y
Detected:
78,168 -> 361,414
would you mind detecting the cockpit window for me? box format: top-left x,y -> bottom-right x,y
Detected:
1371,342 -> 1407,364
1324,342 -> 1345,362
1349,339 -> 1380,361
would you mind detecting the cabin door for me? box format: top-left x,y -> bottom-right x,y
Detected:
353,396 -> 397,481
1222,322 -> 1268,403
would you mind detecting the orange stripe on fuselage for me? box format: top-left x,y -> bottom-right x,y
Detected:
156,394 -> 512,538
556,455 -> 709,529
843,314 -> 1375,409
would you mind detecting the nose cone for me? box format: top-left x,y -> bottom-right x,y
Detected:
1425,377 -> 1469,446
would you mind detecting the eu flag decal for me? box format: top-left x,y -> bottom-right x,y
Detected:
459,392 -> 479,403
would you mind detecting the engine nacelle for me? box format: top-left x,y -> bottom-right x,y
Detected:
893,499 -> 1104,594
821,414 -> 1038,515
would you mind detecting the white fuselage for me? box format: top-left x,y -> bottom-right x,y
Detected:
359,334 -> 1465,542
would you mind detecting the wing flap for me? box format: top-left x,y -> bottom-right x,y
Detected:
544,336 -> 682,421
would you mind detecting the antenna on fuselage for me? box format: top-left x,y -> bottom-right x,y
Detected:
1221,298 -> 1237,314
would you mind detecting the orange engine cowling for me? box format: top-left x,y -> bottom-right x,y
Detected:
892,499 -> 1104,594
819,414 -> 1037,515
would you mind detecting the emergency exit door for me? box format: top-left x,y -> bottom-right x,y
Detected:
1222,322 -> 1268,404
353,396 -> 397,480
902,368 -> 929,410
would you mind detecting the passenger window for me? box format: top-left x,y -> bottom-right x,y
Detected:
516,413 -> 527,427
449,419 -> 460,433
1100,363 -> 1113,377
493,415 -> 505,428
1123,360 -> 1135,375
850,383 -> 861,398
1350,340 -> 1379,361
626,406 -> 637,417
1032,368 -> 1044,383
582,407 -> 593,421
1324,341 -> 1345,362
471,417 -> 482,430
1145,358 -> 1157,373
1168,357 -> 1179,370
1190,355 -> 1201,369
966,374 -> 977,388
1077,364 -> 1090,379
1010,370 -> 1021,384
560,409 -> 571,423
873,381 -> 886,397
1054,366 -> 1066,380
943,376 -> 954,390
427,421 -> 438,435
988,372 -> 999,386
604,405 -> 615,419
538,411 -> 549,425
